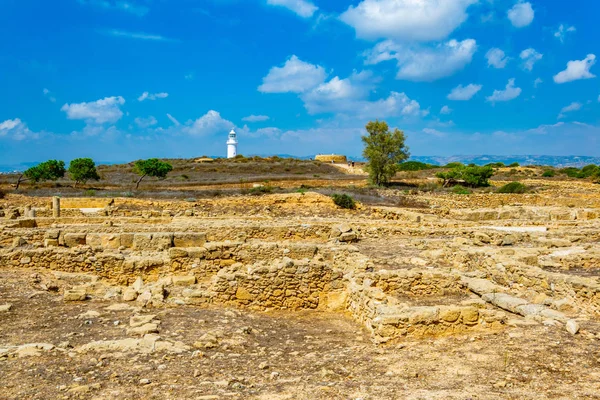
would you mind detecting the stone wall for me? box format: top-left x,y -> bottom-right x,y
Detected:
314,154 -> 347,163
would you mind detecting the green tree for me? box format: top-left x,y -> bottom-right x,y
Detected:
68,158 -> 101,188
361,120 -> 410,186
133,158 -> 173,189
15,160 -> 66,190
436,165 -> 494,188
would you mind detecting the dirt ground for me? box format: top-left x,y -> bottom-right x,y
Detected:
1,269 -> 599,400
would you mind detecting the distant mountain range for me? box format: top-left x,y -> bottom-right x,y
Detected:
1,155 -> 599,173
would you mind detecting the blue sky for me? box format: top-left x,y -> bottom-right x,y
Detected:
0,0 -> 599,163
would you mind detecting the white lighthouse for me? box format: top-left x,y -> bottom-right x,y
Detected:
226,129 -> 238,158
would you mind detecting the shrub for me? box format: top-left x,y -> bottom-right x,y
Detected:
83,189 -> 96,197
485,162 -> 505,168
397,161 -> 435,171
542,170 -> 556,177
436,165 -> 494,187
497,181 -> 528,193
508,162 -> 520,168
68,158 -> 100,187
579,164 -> 600,178
331,193 -> 356,209
249,185 -> 273,195
418,182 -> 441,192
559,167 -> 580,178
443,162 -> 464,169
452,185 -> 472,194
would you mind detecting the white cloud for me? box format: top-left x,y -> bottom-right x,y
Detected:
104,29 -> 173,41
422,128 -> 446,138
166,113 -> 181,126
553,54 -> 597,84
258,55 -> 327,93
0,118 -> 37,140
61,96 -> 125,124
299,70 -> 422,118
134,116 -> 158,128
266,0 -> 318,18
447,83 -> 482,101
242,115 -> 270,122
486,48 -> 509,68
507,1 -> 534,28
340,0 -> 478,42
533,78 -> 543,88
78,0 -> 149,17
558,102 -> 582,119
138,91 -> 169,101
486,79 -> 522,103
365,39 -> 477,82
520,48 -> 542,71
182,110 -> 235,136
554,24 -> 576,42
43,88 -> 57,103
440,105 -> 452,114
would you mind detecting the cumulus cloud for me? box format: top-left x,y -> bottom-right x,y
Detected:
533,78 -> 543,88
0,118 -> 37,140
266,0 -> 318,18
447,83 -> 482,101
422,128 -> 447,138
182,110 -> 235,136
486,48 -> 509,68
520,48 -> 543,71
486,79 -> 522,103
365,39 -> 477,81
554,24 -> 576,42
138,91 -> 169,101
242,115 -> 270,122
558,102 -> 582,119
258,55 -> 327,93
553,54 -> 596,84
61,96 -> 125,124
134,116 -> 158,128
507,1 -> 534,28
340,0 -> 477,42
440,105 -> 452,114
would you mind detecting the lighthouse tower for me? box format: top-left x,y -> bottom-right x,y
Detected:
226,129 -> 238,158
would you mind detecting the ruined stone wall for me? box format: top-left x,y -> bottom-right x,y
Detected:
314,154 -> 347,163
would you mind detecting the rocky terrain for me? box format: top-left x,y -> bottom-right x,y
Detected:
1,177 -> 600,399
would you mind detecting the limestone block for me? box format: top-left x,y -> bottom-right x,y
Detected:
168,248 -> 189,259
339,232 -> 358,243
439,306 -> 461,323
132,234 -> 153,250
173,233 -> 206,248
126,323 -> 159,336
151,233 -> 173,250
460,307 -> 479,324
130,315 -> 157,328
64,288 -> 87,301
187,247 -> 208,259
64,233 -> 87,248
85,233 -> 103,248
122,288 -> 138,301
120,233 -> 134,248
481,293 -> 528,314
45,230 -> 60,240
236,287 -> 254,301
406,306 -> 439,324
172,275 -> 196,286
12,237 -> 27,247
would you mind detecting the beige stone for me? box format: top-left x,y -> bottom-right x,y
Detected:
172,275 -> 196,286
64,289 -> 87,302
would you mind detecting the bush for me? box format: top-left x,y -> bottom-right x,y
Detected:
436,165 -> 494,187
452,185 -> 472,194
331,193 -> 356,209
559,167 -> 580,178
485,162 -> 505,168
83,189 -> 96,197
443,162 -> 464,169
579,164 -> 600,178
508,162 -> 520,168
497,182 -> 528,193
397,161 -> 436,171
542,170 -> 556,177
249,185 -> 273,195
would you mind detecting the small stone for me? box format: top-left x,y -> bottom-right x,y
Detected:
64,288 -> 87,302
566,320 -> 580,335
270,371 -> 280,380
127,323 -> 159,336
258,361 -> 269,370
0,304 -> 12,312
122,288 -> 138,302
132,277 -> 144,293
130,314 -> 158,328
139,378 -> 151,385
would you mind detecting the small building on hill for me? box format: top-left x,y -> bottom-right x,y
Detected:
315,154 -> 347,164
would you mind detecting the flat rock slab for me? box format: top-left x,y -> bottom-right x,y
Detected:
481,293 -> 528,314
485,226 -> 548,233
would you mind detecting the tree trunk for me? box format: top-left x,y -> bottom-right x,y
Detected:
15,175 -> 26,190
135,174 -> 146,190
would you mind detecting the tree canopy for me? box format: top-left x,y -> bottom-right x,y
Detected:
361,120 -> 410,186
16,160 -> 66,189
133,158 -> 173,189
68,158 -> 101,187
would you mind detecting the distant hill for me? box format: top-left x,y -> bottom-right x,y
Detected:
1,155 -> 599,173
